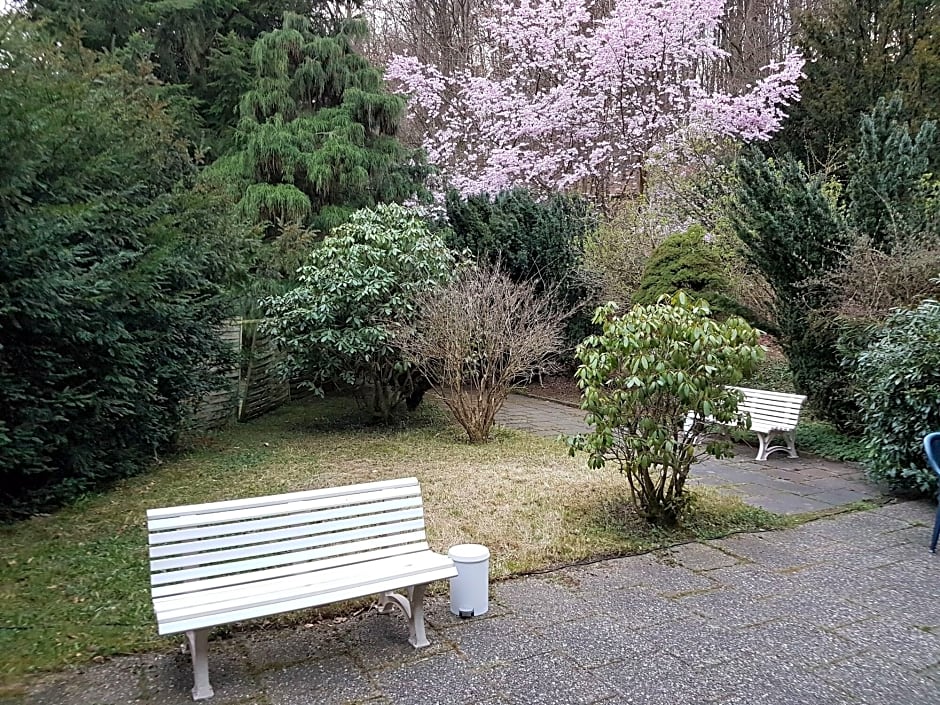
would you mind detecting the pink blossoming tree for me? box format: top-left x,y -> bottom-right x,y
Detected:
386,0 -> 804,198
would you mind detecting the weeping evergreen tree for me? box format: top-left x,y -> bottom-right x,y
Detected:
217,11 -> 426,241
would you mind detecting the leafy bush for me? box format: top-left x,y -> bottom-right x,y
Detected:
569,293 -> 764,525
582,194 -> 674,305
398,263 -> 569,442
262,204 -> 455,421
443,189 -> 596,349
0,26 -> 241,516
795,421 -> 867,463
633,225 -> 756,324
853,299 -> 940,495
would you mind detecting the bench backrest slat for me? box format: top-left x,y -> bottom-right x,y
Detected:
149,496 -> 423,546
149,506 -> 424,559
151,517 -> 426,572
148,484 -> 421,532
146,477 -> 418,521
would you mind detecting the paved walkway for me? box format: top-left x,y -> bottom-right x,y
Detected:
8,395 -> 939,705
12,502 -> 939,705
496,394 -> 886,514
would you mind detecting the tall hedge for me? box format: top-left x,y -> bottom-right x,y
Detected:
443,189 -> 596,349
0,25 -> 243,517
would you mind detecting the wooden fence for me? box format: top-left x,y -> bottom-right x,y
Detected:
187,319 -> 292,433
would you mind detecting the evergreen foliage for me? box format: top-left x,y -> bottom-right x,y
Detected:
262,205 -> 455,422
853,299 -> 940,496
443,189 -> 596,348
730,150 -> 853,424
846,95 -> 938,251
222,11 -> 426,239
773,0 -> 940,169
0,24 -> 243,516
633,225 -> 752,323
25,0 -> 321,150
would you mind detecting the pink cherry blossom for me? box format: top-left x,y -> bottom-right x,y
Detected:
386,0 -> 804,197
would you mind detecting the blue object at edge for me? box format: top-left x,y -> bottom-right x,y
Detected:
924,432 -> 940,553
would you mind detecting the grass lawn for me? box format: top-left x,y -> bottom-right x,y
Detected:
0,396 -> 786,689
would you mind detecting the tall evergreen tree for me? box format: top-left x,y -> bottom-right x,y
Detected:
730,150 -> 854,425
0,20 -> 246,513
25,0 -> 320,150
772,0 -> 940,170
846,95 -> 938,251
216,11 -> 425,239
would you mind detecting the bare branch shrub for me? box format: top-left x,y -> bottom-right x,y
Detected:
397,263 -> 570,442
826,234 -> 940,323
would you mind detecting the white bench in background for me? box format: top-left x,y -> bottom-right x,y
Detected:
689,386 -> 807,461
147,477 -> 457,700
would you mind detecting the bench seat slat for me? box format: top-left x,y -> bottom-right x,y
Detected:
156,564 -> 459,636
148,485 -> 421,532
151,542 -> 431,599
149,507 -> 426,559
151,530 -> 428,586
155,552 -> 455,622
146,477 -> 419,521
151,518 -> 427,571
149,496 -> 423,546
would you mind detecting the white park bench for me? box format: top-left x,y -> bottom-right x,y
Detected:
689,386 -> 807,461
147,477 -> 457,700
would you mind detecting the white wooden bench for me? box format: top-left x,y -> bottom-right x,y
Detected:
689,386 -> 807,461
147,477 -> 457,700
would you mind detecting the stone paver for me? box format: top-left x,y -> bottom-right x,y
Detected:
6,395 -> 938,705
496,393 -> 888,514
10,502 -> 939,705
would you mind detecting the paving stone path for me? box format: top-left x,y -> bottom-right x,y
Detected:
11,502 -> 939,705
8,394 -> 939,705
496,394 -> 886,514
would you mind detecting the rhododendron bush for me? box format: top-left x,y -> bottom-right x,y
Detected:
387,0 -> 804,196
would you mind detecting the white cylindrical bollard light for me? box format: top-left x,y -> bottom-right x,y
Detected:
448,543 -> 490,618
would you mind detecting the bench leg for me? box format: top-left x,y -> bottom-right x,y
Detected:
755,432 -> 769,461
186,629 -> 214,701
407,584 -> 430,649
376,586 -> 431,648
786,430 -> 798,458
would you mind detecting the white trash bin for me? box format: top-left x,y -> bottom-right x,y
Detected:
448,544 -> 490,618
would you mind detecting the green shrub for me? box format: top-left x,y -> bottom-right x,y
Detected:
0,27 -> 241,517
853,299 -> 940,495
633,225 -> 756,324
569,293 -> 764,526
262,204 -> 455,421
744,356 -> 796,393
443,188 -> 596,350
795,421 -> 867,463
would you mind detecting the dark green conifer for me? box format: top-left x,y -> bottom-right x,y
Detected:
847,95 -> 938,251
222,11 -> 426,237
772,0 -> 940,170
